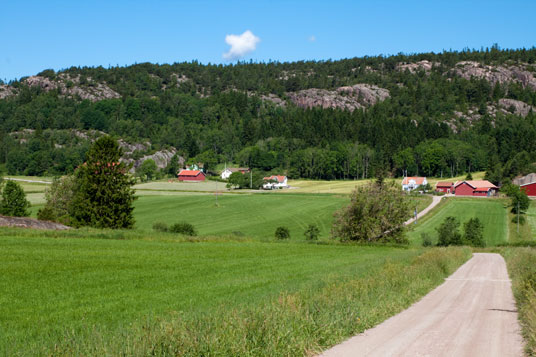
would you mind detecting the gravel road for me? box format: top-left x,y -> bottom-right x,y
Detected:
320,253 -> 524,356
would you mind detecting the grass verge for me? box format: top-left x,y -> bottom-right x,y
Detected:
503,248 -> 536,356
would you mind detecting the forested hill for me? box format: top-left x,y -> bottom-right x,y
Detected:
1,46 -> 536,183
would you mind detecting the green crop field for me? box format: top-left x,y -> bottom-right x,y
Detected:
0,232 -> 469,355
407,197 -> 508,246
134,193 -> 347,240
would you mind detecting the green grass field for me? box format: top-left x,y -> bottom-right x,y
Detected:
407,197 -> 508,246
0,232 -> 470,355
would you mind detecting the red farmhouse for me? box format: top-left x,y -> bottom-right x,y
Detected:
521,182 -> 536,197
454,180 -> 498,197
435,181 -> 455,194
177,170 -> 206,182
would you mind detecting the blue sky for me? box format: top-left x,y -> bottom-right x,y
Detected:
1,0 -> 536,81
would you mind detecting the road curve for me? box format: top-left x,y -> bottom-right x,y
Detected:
320,253 -> 524,357
405,195 -> 444,226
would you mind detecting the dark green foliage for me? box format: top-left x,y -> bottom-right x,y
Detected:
304,224 -> 320,241
169,222 -> 197,236
152,222 -> 168,232
436,216 -> 462,246
465,172 -> 473,180
421,232 -> 433,247
332,182 -> 411,243
463,217 -> 485,247
0,180 -> 30,217
275,226 -> 290,240
70,136 -> 137,229
502,183 -> 530,215
137,159 -> 158,182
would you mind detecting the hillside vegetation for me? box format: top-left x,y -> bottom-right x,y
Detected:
1,47 -> 536,184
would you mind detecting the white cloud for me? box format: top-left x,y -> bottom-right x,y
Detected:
309,35 -> 316,42
223,30 -> 260,60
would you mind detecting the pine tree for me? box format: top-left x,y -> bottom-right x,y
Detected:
71,136 -> 137,228
0,180 -> 30,217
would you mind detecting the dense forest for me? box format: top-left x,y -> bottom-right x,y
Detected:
1,45 -> 536,184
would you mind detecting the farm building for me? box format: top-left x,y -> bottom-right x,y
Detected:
454,180 -> 498,197
177,170 -> 206,182
520,182 -> 536,196
221,167 -> 250,179
401,177 -> 427,191
513,173 -> 536,196
435,181 -> 455,193
263,175 -> 288,189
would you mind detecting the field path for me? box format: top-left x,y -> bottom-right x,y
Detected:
405,195 -> 443,226
320,253 -> 524,356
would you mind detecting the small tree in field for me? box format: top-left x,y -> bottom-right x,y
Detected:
464,217 -> 485,247
71,136 -> 137,229
304,224 -> 320,241
0,180 -> 30,217
332,181 -> 411,243
37,175 -> 76,224
275,226 -> 290,240
436,216 -> 462,246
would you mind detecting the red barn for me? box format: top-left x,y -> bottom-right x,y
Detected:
454,180 -> 498,197
177,170 -> 206,182
521,182 -> 536,196
435,181 -> 455,193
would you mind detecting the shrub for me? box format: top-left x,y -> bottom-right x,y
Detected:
332,181 -> 411,243
38,175 -> 76,225
304,224 -> 320,240
0,180 -> 30,217
152,222 -> 169,232
37,207 -> 56,222
421,232 -> 433,247
463,217 -> 485,247
436,216 -> 462,246
169,222 -> 197,236
275,226 -> 290,240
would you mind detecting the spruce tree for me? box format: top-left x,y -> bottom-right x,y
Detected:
0,180 -> 30,217
71,136 -> 137,228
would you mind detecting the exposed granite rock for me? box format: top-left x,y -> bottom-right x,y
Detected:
118,139 -> 151,156
453,61 -> 536,89
121,148 -> 184,173
0,74 -> 121,102
260,93 -> 286,107
498,98 -> 535,117
0,215 -> 70,230
0,84 -> 18,99
513,173 -> 536,186
397,60 -> 436,73
287,84 -> 390,111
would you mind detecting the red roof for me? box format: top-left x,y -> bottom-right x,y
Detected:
263,175 -> 287,183
178,170 -> 203,176
402,177 -> 426,185
454,180 -> 498,190
436,181 -> 454,187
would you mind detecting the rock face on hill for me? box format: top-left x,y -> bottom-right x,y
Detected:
121,147 -> 184,173
498,98 -> 535,116
0,215 -> 70,230
287,84 -> 390,111
1,75 -> 121,102
453,61 -> 536,89
397,60 -> 436,73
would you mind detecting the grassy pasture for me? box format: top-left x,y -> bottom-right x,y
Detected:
0,232 -> 470,355
407,197 -> 508,246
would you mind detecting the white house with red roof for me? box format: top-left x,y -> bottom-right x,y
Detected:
454,180 -> 498,197
401,177 -> 427,191
263,175 -> 288,189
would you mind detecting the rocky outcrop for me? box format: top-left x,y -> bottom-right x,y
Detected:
498,98 -> 535,117
453,61 -> 536,89
260,93 -> 286,107
1,74 -> 121,102
287,84 -> 390,111
397,60 -> 436,73
118,139 -> 151,156
0,215 -> 70,230
121,148 -> 185,173
0,84 -> 18,99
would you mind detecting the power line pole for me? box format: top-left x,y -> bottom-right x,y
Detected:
517,200 -> 520,234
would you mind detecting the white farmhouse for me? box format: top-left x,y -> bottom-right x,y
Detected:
263,175 -> 288,189
221,167 -> 250,179
401,177 -> 427,191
